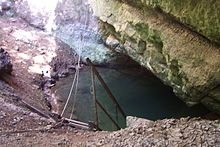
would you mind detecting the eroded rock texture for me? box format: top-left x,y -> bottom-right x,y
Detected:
117,0 -> 220,45
88,0 -> 220,114
0,48 -> 12,75
0,0 -> 14,16
15,0 -> 118,64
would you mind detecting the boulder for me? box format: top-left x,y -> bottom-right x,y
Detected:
0,0 -> 14,16
0,48 -> 12,75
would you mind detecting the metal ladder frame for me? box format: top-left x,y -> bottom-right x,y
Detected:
87,58 -> 126,130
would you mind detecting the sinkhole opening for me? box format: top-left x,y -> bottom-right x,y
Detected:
54,59 -> 210,131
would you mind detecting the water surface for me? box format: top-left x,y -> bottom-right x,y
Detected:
55,67 -> 209,131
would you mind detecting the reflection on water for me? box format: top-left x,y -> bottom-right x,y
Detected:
54,66 -> 209,131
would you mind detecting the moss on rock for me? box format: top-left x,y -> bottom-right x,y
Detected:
120,0 -> 220,45
131,22 -> 163,50
88,0 -> 220,114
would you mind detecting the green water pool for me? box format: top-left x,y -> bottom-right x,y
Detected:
55,67 -> 209,131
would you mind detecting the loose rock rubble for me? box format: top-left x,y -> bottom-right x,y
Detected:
76,116 -> 220,147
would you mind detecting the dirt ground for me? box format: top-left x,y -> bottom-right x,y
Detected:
0,16 -> 109,146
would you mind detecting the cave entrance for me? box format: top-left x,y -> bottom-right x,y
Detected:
54,57 -> 209,131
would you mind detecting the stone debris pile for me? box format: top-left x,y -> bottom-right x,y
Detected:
77,116 -> 220,147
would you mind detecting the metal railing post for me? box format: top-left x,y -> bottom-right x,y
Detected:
95,99 -> 120,130
91,66 -> 99,128
86,58 -> 126,118
116,107 -> 118,123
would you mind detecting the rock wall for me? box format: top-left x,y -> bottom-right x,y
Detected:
15,0 -> 61,31
117,0 -> 220,45
14,0 -> 119,64
88,0 -> 220,114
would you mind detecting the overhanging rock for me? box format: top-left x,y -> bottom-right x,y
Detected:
88,0 -> 220,114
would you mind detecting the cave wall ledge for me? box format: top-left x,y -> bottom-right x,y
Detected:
88,0 -> 220,114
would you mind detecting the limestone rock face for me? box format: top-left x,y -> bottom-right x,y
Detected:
15,0 -> 118,64
127,116 -> 153,128
15,0 -> 59,31
88,0 -> 220,114
118,0 -> 220,45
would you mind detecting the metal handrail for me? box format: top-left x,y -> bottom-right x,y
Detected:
91,66 -> 99,128
95,99 -> 120,130
87,58 -> 126,130
86,58 -> 126,118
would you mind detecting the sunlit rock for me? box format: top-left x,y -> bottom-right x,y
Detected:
15,0 -> 119,64
15,0 -> 60,31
